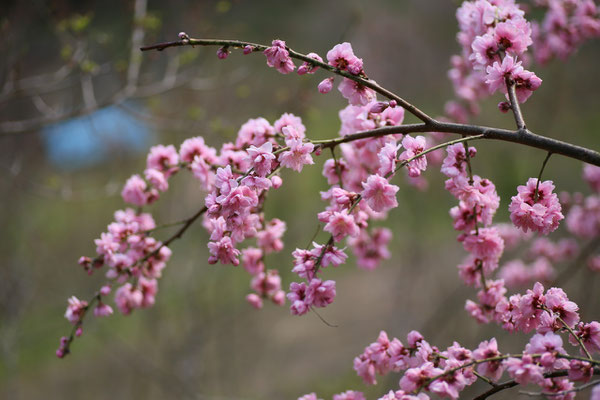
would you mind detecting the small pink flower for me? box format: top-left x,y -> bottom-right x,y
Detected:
509,178 -> 564,235
361,174 -> 399,213
94,301 -> 113,317
306,278 -> 336,308
348,228 -> 392,270
318,77 -> 334,93
216,47 -> 229,59
327,42 -> 362,72
333,390 -> 365,400
207,236 -> 241,266
274,113 -> 306,138
378,142 -> 398,176
246,142 -> 275,177
236,117 -> 274,148
64,296 -> 88,325
570,321 -> 600,354
179,136 -> 218,164
241,247 -> 264,275
246,293 -> 263,309
399,135 -> 428,177
338,78 -> 376,106
485,55 -> 523,94
278,138 -> 314,172
263,39 -> 295,74
144,168 -> 168,192
297,52 -> 323,75
121,174 -> 148,206
472,338 -> 504,381
324,210 -> 360,242
583,164 -> 600,193
146,144 -> 179,177
287,281 -> 309,316
503,354 -> 544,385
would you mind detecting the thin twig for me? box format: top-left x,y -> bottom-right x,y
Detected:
506,77 -> 526,130
141,37 -> 434,123
519,378 -> 600,397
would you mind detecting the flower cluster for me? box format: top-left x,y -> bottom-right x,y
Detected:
509,177 -> 564,235
347,290 -> 600,399
447,0 -> 543,121
532,0 -> 600,65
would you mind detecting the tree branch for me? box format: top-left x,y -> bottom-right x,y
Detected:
140,37 -> 434,124
141,37 -> 600,167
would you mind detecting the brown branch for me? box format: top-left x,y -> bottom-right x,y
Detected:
506,77 -> 526,130
473,369 -> 600,400
140,37 -> 434,123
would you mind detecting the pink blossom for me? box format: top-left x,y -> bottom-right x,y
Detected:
297,52 -> 323,75
251,270 -> 282,297
241,247 -> 264,275
207,236 -> 240,266
263,39 -> 295,74
512,68 -> 542,103
485,55 -> 523,94
236,117 -> 274,148
509,178 -> 564,235
470,33 -> 499,67
298,393 -> 320,400
95,232 -> 119,257
461,227 -> 504,274
179,136 -> 218,164
144,168 -> 168,192
338,78 -> 376,106
191,156 -> 214,190
525,332 -> 566,368
348,227 -> 392,270
503,354 -> 544,385
333,390 -> 365,400
274,113 -> 306,138
322,158 -> 348,185
310,242 -> 347,267
94,302 -> 113,317
441,143 -> 476,178
361,175 -> 399,213
568,359 -> 593,382
146,144 -> 179,177
324,210 -> 360,242
257,218 -> 286,253
472,338 -> 504,381
121,174 -> 148,206
327,42 -> 362,72
306,278 -> 336,308
399,362 -> 443,392
570,321 -> 600,354
399,135 -> 428,177
64,296 -> 88,324
216,47 -> 229,59
114,283 -> 143,315
278,138 -> 314,172
498,260 -> 531,288
494,19 -> 532,56
287,281 -> 309,316
246,293 -> 263,309
318,77 -> 334,93
378,142 -> 398,176
584,164 -> 600,192
544,287 -> 580,328
246,142 -> 275,177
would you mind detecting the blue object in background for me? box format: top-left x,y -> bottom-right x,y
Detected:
42,104 -> 154,170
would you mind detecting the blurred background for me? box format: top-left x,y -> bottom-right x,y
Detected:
1,0 -> 599,399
